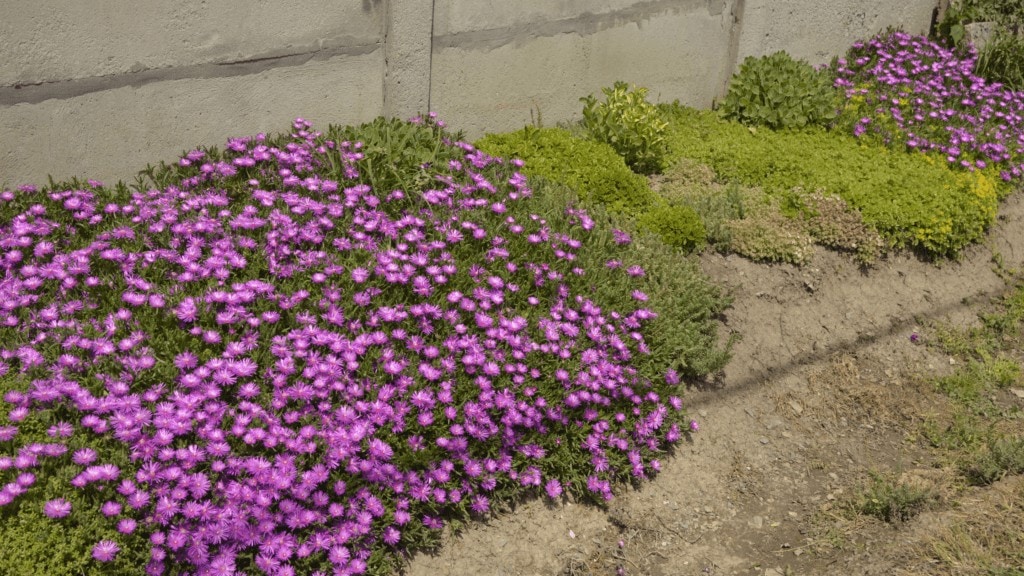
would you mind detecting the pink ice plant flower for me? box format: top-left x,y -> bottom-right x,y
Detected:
0,115 -> 711,575
92,539 -> 120,562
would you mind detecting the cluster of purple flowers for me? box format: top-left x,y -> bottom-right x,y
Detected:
833,30 -> 1024,182
0,116 -> 700,575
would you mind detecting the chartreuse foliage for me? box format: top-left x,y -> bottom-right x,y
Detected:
636,204 -> 706,252
661,104 -> 999,258
719,51 -> 840,130
475,127 -> 707,252
475,126 -> 656,214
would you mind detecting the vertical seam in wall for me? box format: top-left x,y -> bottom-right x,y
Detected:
427,0 -> 436,113
722,0 -> 746,101
382,0 -> 391,114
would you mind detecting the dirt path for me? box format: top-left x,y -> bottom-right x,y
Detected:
403,192 -> 1024,576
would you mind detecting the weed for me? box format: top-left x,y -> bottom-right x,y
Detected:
961,436 -> 1024,486
921,411 -> 991,451
851,472 -> 934,523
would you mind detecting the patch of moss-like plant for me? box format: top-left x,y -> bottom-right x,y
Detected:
475,126 -> 656,213
636,203 -> 706,252
662,104 -> 1000,258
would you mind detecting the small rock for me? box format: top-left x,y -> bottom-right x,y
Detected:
788,400 -> 803,415
698,409 -> 708,418
749,515 -> 764,529
964,21 -> 1002,51
1010,388 -> 1024,399
949,357 -> 957,365
794,549 -> 804,557
759,437 -> 770,445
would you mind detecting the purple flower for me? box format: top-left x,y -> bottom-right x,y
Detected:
101,500 -> 123,517
46,422 -> 73,438
43,498 -> 72,518
71,448 -> 97,465
382,526 -> 401,545
92,539 -> 120,562
545,478 -> 563,499
117,518 -> 137,534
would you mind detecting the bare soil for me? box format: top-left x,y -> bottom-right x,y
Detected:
402,192 -> 1024,576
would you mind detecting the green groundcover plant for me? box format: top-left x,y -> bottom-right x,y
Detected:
474,126 -> 656,213
0,114 -> 730,575
662,104 -> 1000,257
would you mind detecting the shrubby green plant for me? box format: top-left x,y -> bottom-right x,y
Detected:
719,51 -> 839,130
580,82 -> 670,175
662,104 -> 999,257
960,435 -> 1024,485
723,198 -> 817,265
796,189 -> 885,264
636,204 -> 706,251
330,113 -> 458,193
474,126 -> 655,212
654,160 -> 747,250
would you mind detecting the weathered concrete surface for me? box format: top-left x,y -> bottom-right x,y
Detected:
430,0 -> 736,138
735,0 -> 936,65
383,0 -> 434,120
0,0 -> 942,187
0,53 -> 382,188
0,1 -> 382,87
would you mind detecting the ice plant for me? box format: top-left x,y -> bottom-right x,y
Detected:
833,30 -> 1024,182
0,115 -> 728,575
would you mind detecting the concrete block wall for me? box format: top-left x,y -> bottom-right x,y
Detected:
735,0 -> 938,64
0,0 -> 939,188
0,1 -> 386,187
429,0 -> 739,138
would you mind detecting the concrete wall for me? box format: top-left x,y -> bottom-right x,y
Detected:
430,0 -> 738,137
0,0 -> 939,188
0,1 -> 386,187
735,0 -> 938,64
